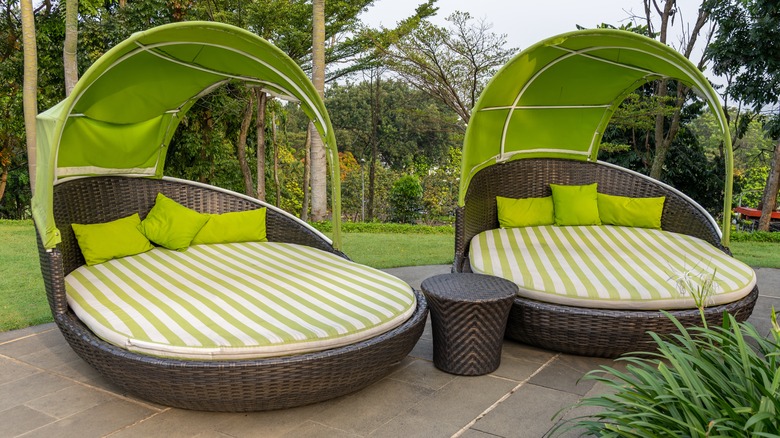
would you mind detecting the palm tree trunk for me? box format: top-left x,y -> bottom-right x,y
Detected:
21,0 -> 37,194
63,0 -> 78,96
310,0 -> 327,221
301,127 -> 311,221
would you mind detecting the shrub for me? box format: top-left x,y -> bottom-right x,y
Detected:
389,175 -> 424,224
732,230 -> 780,243
553,311 -> 780,437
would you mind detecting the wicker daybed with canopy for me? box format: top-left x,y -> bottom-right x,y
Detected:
454,29 -> 758,358
32,22 -> 426,411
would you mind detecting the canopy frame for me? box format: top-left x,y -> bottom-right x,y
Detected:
33,21 -> 342,250
460,29 -> 734,246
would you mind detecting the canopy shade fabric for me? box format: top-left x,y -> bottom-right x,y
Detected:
460,29 -> 733,245
33,21 -> 341,249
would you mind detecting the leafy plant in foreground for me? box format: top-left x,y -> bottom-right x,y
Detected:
552,310 -> 780,437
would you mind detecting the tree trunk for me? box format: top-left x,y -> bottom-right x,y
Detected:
301,127 -> 311,221
310,0 -> 328,221
63,0 -> 78,96
758,141 -> 780,231
255,89 -> 267,201
0,167 -> 7,202
237,91 -> 255,197
368,72 -> 380,221
272,110 -> 281,207
21,0 -> 37,195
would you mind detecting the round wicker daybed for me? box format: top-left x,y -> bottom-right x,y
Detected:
31,22 -> 426,411
453,30 -> 758,358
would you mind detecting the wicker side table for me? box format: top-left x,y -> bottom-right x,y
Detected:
420,273 -> 517,376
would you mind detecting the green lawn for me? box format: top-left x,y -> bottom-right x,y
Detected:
1,220 -> 777,332
0,221 -> 50,331
729,241 -> 780,268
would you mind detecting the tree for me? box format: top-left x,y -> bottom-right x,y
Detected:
326,78 -> 463,218
20,0 -> 36,195
639,0 -> 712,180
63,0 -> 78,96
709,0 -> 780,231
377,11 -> 514,124
309,0 -> 327,221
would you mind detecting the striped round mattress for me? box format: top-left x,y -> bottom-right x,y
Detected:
64,242 -> 417,360
469,226 -> 756,310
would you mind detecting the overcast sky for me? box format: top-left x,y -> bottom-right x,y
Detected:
359,0 -> 710,73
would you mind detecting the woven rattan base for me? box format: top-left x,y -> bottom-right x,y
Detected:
421,274 -> 516,376
504,287 -> 759,358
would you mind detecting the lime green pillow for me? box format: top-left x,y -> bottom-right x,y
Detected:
137,193 -> 209,251
191,208 -> 268,245
598,193 -> 665,229
496,196 -> 555,228
72,214 -> 154,266
549,183 -> 602,226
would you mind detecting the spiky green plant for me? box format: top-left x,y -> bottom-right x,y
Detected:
552,309 -> 780,437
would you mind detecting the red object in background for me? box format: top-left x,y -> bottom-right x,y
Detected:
734,206 -> 780,220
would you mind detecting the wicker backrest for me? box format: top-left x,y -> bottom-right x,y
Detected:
52,176 -> 338,276
454,158 -> 723,272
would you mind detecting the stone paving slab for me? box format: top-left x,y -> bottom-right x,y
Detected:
0,266 -> 777,437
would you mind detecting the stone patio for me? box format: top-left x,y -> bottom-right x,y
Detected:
1,265 -> 778,438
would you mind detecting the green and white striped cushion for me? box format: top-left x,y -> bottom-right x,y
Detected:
65,242 -> 416,360
469,226 -> 756,310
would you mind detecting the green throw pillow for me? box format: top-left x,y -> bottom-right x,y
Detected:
191,208 -> 268,245
496,196 -> 555,228
137,193 -> 209,251
598,193 -> 665,229
550,183 -> 602,226
72,213 -> 154,266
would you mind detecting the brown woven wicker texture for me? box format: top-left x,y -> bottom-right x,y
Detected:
37,176 -> 428,411
421,274 -> 516,375
454,158 -> 758,358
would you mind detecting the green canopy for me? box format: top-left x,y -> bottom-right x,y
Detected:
461,29 -> 733,245
33,21 -> 341,250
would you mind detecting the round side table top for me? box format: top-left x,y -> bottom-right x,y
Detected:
420,273 -> 517,303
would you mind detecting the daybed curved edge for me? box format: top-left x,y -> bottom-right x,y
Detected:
37,176 -> 428,411
504,286 -> 758,358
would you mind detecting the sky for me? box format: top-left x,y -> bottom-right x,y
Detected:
359,0 -> 711,75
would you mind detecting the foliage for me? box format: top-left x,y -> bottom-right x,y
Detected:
418,146 -> 460,223
731,230 -> 780,243
556,312 -> 780,437
310,220 -> 453,235
735,166 -> 770,208
376,11 -> 516,123
709,0 -> 780,111
601,97 -> 726,216
326,78 -> 463,170
389,174 -> 423,223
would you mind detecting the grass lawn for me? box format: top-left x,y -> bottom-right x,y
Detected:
0,221 -> 50,331
729,241 -> 780,268
1,219 -> 777,332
